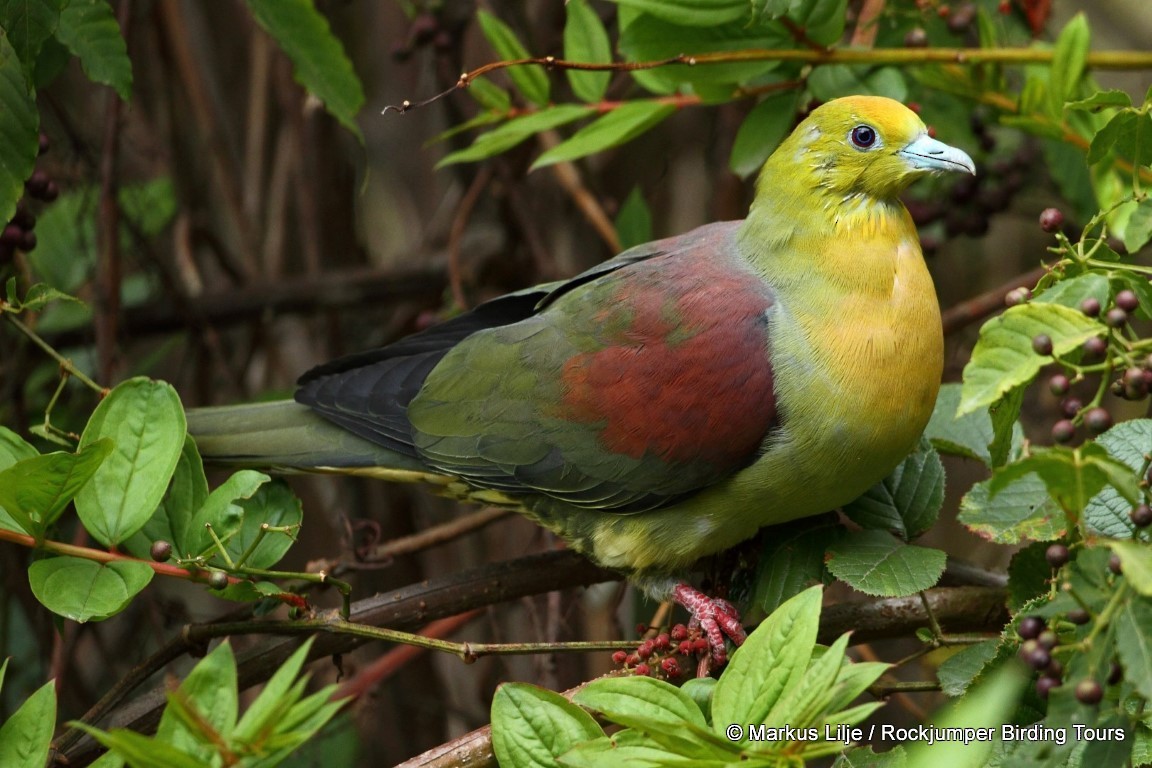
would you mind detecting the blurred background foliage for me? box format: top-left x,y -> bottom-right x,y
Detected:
2,0 -> 1152,765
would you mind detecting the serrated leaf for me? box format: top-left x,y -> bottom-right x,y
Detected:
1033,271 -> 1111,311
987,385 -> 1025,469
1085,419 -> 1152,536
493,683 -> 604,768
0,28 -> 39,227
0,439 -> 113,537
531,101 -> 675,170
1008,542 -> 1055,610
0,678 -> 54,768
244,0 -> 365,139
56,0 -> 131,100
825,531 -> 945,597
937,641 -> 999,697
476,10 -> 549,107
563,0 -> 611,103
712,585 -> 820,731
1048,13 -> 1089,117
958,302 -> 1104,416
750,517 -> 838,618
843,436 -> 943,541
1108,540 -> 1152,596
437,105 -> 594,167
28,557 -> 153,622
729,90 -> 799,179
614,185 -> 652,251
990,443 -> 1141,516
959,473 -> 1064,544
1065,90 -> 1131,111
1114,597 -> 1152,700
76,378 -> 187,546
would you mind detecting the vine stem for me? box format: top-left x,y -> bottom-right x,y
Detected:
2,313 -> 106,394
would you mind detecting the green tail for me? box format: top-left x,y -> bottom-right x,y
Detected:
186,400 -> 425,472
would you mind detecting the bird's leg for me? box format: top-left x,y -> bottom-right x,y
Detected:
672,583 -> 747,666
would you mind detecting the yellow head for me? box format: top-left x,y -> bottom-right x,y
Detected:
767,95 -> 975,200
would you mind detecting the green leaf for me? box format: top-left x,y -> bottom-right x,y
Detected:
475,10 -> 548,107
617,10 -> 787,94
492,683 -> 603,768
925,383 -> 1019,467
28,557 -> 153,622
608,0 -> 749,26
157,641 -> 239,760
68,725 -> 203,768
76,378 -> 187,546
729,91 -> 799,179
0,0 -> 62,68
1007,542 -> 1052,611
1088,110 -> 1152,169
1108,540 -> 1152,596
792,0 -> 847,46
244,0 -> 365,139
680,677 -> 715,724
123,436 -> 209,561
835,746 -> 907,768
1033,271 -> 1111,311
809,66 -> 907,103
614,185 -> 652,251
184,469 -> 270,559
958,302 -> 1104,416
0,425 -> 38,531
0,678 -> 55,768
531,101 -> 675,170
233,637 -> 316,744
0,28 -> 39,227
712,585 -> 820,731
557,730 -> 679,768
1065,90 -> 1131,111
56,0 -> 131,100
987,385 -> 1025,469
1048,13 -> 1089,117
9,281 -> 84,311
437,105 -> 594,167
464,76 -> 510,112
843,436 -> 943,541
0,439 -> 113,537
1123,198 -> 1152,254
227,479 -> 302,568
959,473 -> 1064,545
576,676 -> 707,730
905,665 -> 1027,768
563,0 -> 611,103
825,531 -> 946,597
1114,596 -> 1152,700
1085,419 -> 1152,536
749,517 -> 838,618
989,443 -> 1141,515
936,641 -> 999,697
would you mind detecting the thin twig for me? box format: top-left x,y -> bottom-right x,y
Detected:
447,166 -> 494,309
364,506 -> 513,561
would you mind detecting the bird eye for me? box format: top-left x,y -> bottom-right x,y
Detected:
850,125 -> 877,149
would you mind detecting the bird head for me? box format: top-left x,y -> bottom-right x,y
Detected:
768,95 -> 976,201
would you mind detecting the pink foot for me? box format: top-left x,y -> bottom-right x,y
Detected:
672,583 -> 746,666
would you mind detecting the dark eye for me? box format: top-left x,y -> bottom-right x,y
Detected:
850,125 -> 877,149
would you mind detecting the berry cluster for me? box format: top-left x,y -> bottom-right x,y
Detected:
0,133 -> 57,266
611,622 -> 715,679
1014,207 -> 1152,446
1017,613 -> 1119,704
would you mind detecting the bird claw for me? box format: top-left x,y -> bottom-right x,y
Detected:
672,583 -> 746,667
